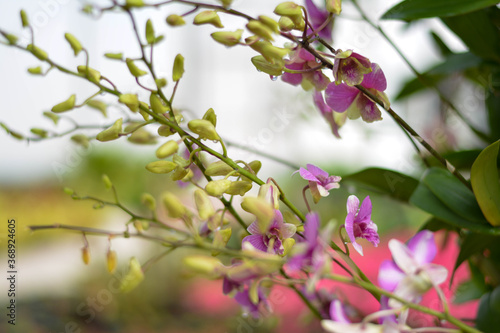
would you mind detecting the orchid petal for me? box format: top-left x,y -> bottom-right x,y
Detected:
306,163 -> 329,178
339,56 -> 372,86
317,184 -> 330,197
247,220 -> 262,235
424,263 -> 448,286
356,94 -> 382,123
305,212 -> 320,241
378,260 -> 405,292
388,239 -> 419,275
330,300 -> 350,323
390,275 -> 422,307
407,230 -> 437,266
281,223 -> 297,239
362,63 -> 387,91
346,195 -> 360,214
298,167 -> 320,182
309,181 -> 323,203
282,72 -> 303,86
356,196 -> 372,222
242,235 -> 268,253
325,82 -> 359,112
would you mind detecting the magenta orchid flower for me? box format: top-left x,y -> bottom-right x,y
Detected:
242,210 -> 296,255
332,50 -> 372,86
378,230 -> 448,308
313,91 -> 346,138
325,63 -> 389,123
295,164 -> 341,203
234,286 -> 269,318
282,48 -> 330,91
344,195 -> 379,256
305,0 -> 333,43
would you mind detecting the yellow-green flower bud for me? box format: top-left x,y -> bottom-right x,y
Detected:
1,32 -> 18,45
225,181 -> 252,196
30,128 -> 48,138
205,160 -> 233,177
282,238 -> 295,256
104,52 -> 123,60
43,111 -> 59,125
205,179 -> 231,197
183,255 -> 223,278
259,15 -> 280,33
170,166 -> 189,181
274,2 -> 304,29
212,228 -> 232,255
211,29 -> 243,47
64,33 -> 83,56
278,16 -> 295,31
158,125 -> 175,137
127,128 -> 157,145
63,187 -> 74,195
145,19 -> 155,44
246,20 -> 274,41
188,119 -> 220,141
102,174 -> 113,190
81,247 -> 91,265
27,66 -> 43,75
251,55 -> 284,76
166,14 -> 185,26
0,123 -> 23,140
126,58 -> 148,77
77,65 -> 101,83
241,197 -> 274,233
249,40 -> 289,64
106,250 -> 117,274
193,11 -> 223,28
240,160 -> 263,182
155,77 -> 168,87
141,193 -> 156,211
119,257 -> 144,293
156,140 -> 179,159
125,0 -> 144,8
162,192 -> 187,218
86,99 -> 107,117
150,93 -> 170,114
145,160 -> 177,174
27,44 -> 48,61
173,153 -> 190,168
20,10 -> 29,28
71,134 -> 90,148
96,118 -> 123,142
217,0 -> 233,8
51,94 -> 76,113
326,0 -> 342,15
194,189 -> 215,220
118,94 -> 139,112
172,54 -> 185,82
202,108 -> 217,127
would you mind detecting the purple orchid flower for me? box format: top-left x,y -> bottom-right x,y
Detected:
332,50 -> 372,86
282,48 -> 331,91
378,230 -> 448,308
287,212 -> 325,272
344,195 -> 379,256
242,210 -> 296,255
325,63 -> 389,123
305,0 -> 334,43
234,286 -> 269,318
295,164 -> 341,203
313,91 -> 346,138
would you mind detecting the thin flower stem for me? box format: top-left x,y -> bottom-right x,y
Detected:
280,269 -> 323,319
302,185 -> 312,213
350,0 -> 491,143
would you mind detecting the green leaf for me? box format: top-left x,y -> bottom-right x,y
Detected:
442,8 -> 500,62
477,286 -> 500,333
410,182 -> 500,235
420,217 -> 457,232
471,141 -> 500,226
422,168 -> 486,224
343,167 -> 419,202
452,232 -> 497,282
430,31 -> 452,57
454,278 -> 488,304
395,52 -> 483,100
382,0 -> 500,21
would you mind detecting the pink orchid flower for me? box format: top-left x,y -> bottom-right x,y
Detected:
344,195 -> 379,256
